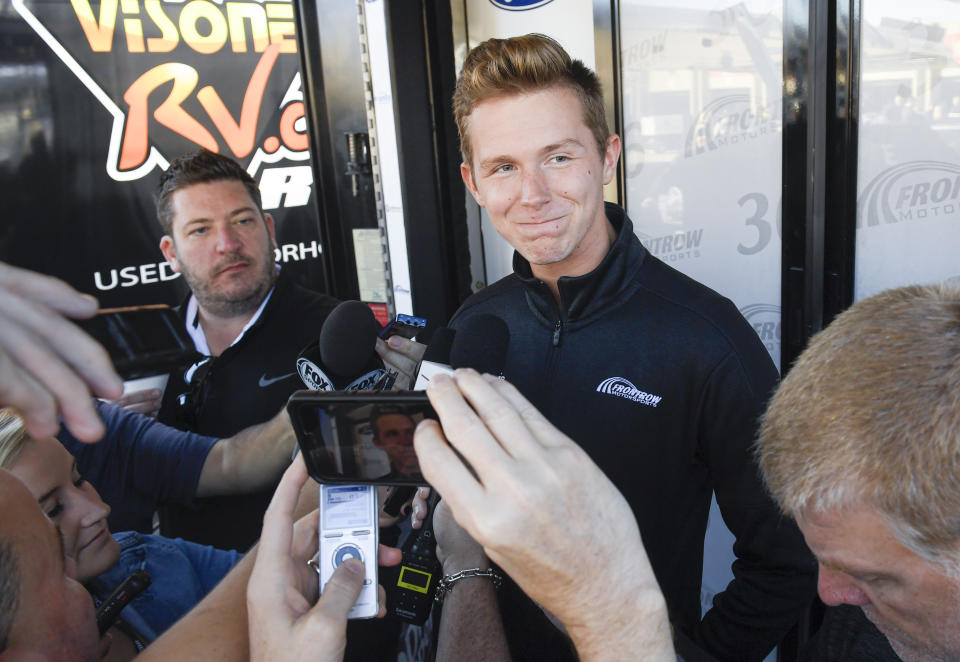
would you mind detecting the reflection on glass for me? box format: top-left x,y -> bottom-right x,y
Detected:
855,1 -> 960,299
620,0 -> 783,368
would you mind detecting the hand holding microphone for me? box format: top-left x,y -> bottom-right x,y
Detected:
411,328 -> 455,390
376,335 -> 426,390
299,303 -> 513,394
412,314 -> 511,390
297,300 -> 392,391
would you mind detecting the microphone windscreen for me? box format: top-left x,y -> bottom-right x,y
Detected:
422,327 -> 456,364
319,301 -> 381,377
450,314 -> 510,375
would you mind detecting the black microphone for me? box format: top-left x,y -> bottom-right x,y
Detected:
450,314 -> 510,377
423,327 -> 456,364
296,300 -> 392,391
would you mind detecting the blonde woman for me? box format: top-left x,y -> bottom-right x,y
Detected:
0,409 -> 240,659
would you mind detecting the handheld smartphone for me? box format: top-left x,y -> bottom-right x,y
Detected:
79,305 -> 197,380
288,391 -> 435,485
319,483 -> 379,619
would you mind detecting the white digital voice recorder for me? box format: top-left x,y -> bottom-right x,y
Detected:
318,484 -> 379,619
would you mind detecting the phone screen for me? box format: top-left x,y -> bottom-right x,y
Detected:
288,391 -> 435,485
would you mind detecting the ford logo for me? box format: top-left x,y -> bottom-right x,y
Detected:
488,0 -> 555,11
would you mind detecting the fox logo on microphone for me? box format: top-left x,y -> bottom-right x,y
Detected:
297,358 -> 332,391
345,369 -> 386,391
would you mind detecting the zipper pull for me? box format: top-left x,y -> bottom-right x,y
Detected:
552,320 -> 562,346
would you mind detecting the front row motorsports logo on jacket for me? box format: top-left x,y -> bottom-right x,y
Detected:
596,378 -> 663,407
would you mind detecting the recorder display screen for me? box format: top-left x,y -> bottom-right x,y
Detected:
322,485 -> 374,529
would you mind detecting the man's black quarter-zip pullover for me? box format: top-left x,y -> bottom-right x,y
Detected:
451,203 -> 816,662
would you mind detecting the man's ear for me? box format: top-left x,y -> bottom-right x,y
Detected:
264,212 -> 277,250
601,134 -> 622,185
159,235 -> 181,273
460,162 -> 484,207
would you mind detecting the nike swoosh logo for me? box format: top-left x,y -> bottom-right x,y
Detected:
259,371 -> 296,387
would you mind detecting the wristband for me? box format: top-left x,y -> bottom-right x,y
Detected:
434,567 -> 503,604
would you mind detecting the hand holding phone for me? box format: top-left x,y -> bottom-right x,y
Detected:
414,371 -> 672,659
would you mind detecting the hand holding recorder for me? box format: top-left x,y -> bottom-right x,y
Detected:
248,457 -> 401,662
